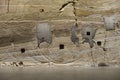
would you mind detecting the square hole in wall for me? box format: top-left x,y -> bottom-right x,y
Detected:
59,44 -> 64,49
97,41 -> 102,46
86,32 -> 90,35
21,48 -> 25,53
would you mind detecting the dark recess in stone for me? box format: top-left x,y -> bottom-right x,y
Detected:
40,9 -> 44,12
19,61 -> 24,66
21,48 -> 25,53
59,44 -> 64,49
86,32 -> 90,35
98,62 -> 108,67
97,41 -> 102,46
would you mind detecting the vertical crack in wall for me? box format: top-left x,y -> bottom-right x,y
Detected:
59,0 -> 78,27
7,0 -> 10,13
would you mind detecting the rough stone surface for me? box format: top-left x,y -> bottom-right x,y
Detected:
0,0 -> 120,66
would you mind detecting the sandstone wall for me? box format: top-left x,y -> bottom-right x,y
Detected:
0,0 -> 120,64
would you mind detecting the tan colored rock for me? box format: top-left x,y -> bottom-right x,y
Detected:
0,0 -> 120,65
